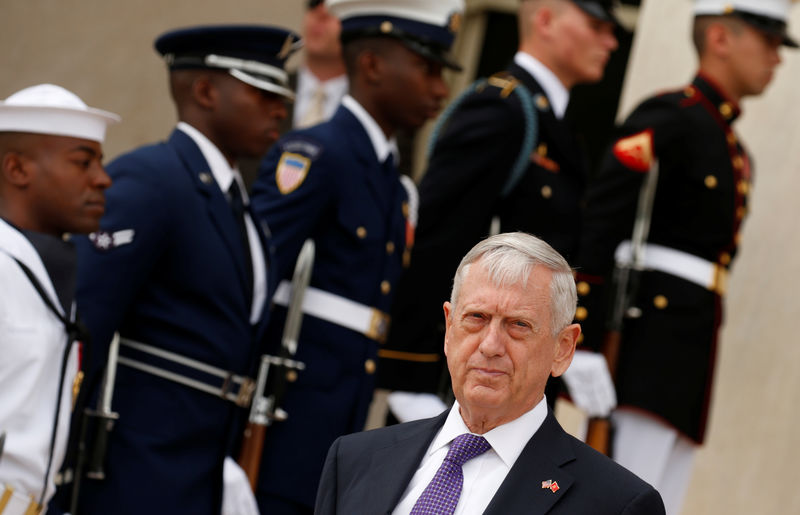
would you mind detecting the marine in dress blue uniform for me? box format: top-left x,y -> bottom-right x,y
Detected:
574,1 -> 796,512
378,0 -> 620,409
72,26 -> 298,514
249,1 -> 463,512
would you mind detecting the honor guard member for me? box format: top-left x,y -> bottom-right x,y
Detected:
574,1 -> 796,513
0,84 -> 117,514
73,26 -> 299,514
249,0 -> 463,512
378,0 -> 620,421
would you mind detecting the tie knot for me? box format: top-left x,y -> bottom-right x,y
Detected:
444,434 -> 491,467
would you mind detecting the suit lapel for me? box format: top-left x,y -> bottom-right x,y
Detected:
484,411 -> 576,515
168,129 -> 251,297
359,412 -> 447,514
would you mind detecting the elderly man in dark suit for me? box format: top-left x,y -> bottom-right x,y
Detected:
316,232 -> 664,515
73,25 -> 299,514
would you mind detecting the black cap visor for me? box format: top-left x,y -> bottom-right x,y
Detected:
734,10 -> 798,48
572,0 -> 621,28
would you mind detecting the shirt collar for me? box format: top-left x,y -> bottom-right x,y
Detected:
514,51 -> 570,119
177,121 -> 248,202
297,65 -> 348,99
341,94 -> 399,164
431,396 -> 549,469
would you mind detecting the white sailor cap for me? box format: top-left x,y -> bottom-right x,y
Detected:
0,84 -> 120,143
694,0 -> 798,47
328,0 -> 465,70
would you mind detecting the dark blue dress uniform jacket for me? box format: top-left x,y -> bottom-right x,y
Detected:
250,105 -> 409,510
575,74 -> 752,443
379,62 -> 588,393
74,129 -> 275,514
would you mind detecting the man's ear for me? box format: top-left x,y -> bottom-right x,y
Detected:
551,323 -> 580,378
1,151 -> 32,187
443,301 -> 453,358
191,74 -> 217,110
359,49 -> 383,85
705,21 -> 734,58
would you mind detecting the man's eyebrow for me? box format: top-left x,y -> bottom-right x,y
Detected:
70,145 -> 102,159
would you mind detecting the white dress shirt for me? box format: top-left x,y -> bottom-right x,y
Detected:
392,396 -> 549,515
177,122 -> 267,324
514,51 -> 570,119
341,95 -> 399,165
293,65 -> 349,128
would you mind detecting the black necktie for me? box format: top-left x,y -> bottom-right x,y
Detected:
228,180 -> 253,303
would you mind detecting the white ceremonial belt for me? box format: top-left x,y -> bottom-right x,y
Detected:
615,241 -> 728,295
273,280 -> 390,342
0,484 -> 41,515
117,338 -> 255,408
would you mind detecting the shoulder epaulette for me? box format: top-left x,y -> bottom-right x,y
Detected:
428,73 -> 539,198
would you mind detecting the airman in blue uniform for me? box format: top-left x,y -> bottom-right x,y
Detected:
72,25 -> 299,514
249,1 -> 464,512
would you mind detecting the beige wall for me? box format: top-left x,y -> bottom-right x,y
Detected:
0,0 -> 305,160
623,2 -> 800,514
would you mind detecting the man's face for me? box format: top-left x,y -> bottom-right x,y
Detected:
303,3 -> 342,61
211,74 -> 288,161
549,3 -> 618,87
726,24 -> 783,98
374,42 -> 450,131
443,260 -> 577,428
24,134 -> 111,235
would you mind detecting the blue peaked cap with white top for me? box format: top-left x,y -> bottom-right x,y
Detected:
327,0 -> 465,70
154,25 -> 302,100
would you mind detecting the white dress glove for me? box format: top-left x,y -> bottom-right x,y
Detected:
561,350 -> 617,418
222,456 -> 260,515
387,391 -> 449,423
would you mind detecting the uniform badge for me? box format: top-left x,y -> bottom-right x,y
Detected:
530,143 -> 560,172
89,229 -> 135,251
276,152 -> 311,194
613,129 -> 654,173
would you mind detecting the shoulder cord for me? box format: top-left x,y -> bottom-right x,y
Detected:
427,74 -> 539,199
12,257 -> 83,507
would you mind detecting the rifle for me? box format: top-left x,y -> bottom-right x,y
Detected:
585,155 -> 659,456
237,239 -> 314,490
71,332 -> 121,513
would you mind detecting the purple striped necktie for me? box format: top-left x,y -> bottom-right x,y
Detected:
410,433 -> 492,515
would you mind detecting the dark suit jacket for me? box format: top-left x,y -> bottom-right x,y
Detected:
74,129 -> 275,514
379,62 -> 587,393
316,410 -> 665,514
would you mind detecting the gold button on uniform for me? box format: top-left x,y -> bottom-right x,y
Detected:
737,181 -> 749,195
364,359 -> 376,374
684,86 -> 695,97
356,226 -> 367,239
541,185 -> 553,199
704,175 -> 718,189
386,241 -> 395,254
719,102 -> 733,119
286,370 -> 298,383
381,280 -> 391,295
577,333 -> 585,345
653,295 -> 669,309
577,281 -> 591,296
732,155 -> 743,170
575,306 -> 588,321
536,95 -> 550,110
